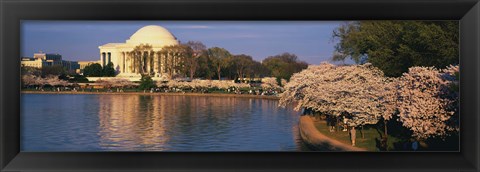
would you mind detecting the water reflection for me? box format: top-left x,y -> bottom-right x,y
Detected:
22,94 -> 308,151
98,95 -> 169,151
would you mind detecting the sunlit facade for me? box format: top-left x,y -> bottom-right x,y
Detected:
98,25 -> 184,78
21,52 -> 63,69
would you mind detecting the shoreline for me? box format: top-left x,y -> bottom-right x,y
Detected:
21,91 -> 280,100
298,115 -> 367,151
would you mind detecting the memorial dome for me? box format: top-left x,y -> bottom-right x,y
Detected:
126,25 -> 178,46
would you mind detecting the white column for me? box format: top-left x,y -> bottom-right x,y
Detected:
140,51 -> 143,74
134,52 -> 137,74
133,52 -> 137,74
129,52 -> 133,73
122,52 -> 126,73
125,52 -> 128,73
173,52 -> 177,74
160,53 -> 164,74
127,52 -> 131,73
100,52 -> 103,67
146,51 -> 151,74
153,52 -> 158,76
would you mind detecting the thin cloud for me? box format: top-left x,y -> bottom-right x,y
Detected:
169,25 -> 213,29
228,34 -> 261,39
204,33 -> 262,39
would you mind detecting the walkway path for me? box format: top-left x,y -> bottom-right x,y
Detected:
299,115 -> 367,151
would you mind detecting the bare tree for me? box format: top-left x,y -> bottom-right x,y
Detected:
184,41 -> 206,79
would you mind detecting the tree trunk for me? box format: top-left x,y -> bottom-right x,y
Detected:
383,119 -> 388,151
190,68 -> 194,79
217,68 -> 221,80
239,69 -> 244,82
336,117 -> 340,132
384,119 -> 388,137
361,125 -> 364,139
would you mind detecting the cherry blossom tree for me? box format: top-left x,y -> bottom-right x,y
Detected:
280,78 -> 287,87
109,78 -> 134,91
442,65 -> 460,134
441,65 -> 459,106
397,66 -> 458,140
190,79 -> 212,89
208,80 -> 249,90
45,75 -> 68,91
375,77 -> 399,147
22,74 -> 37,88
261,77 -> 280,89
161,79 -> 250,91
96,79 -> 113,90
166,80 -> 189,90
280,63 -> 393,127
34,76 -> 48,89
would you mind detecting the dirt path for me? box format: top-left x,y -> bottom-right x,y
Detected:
299,115 -> 367,151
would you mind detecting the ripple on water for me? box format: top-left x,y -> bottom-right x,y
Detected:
21,94 -> 309,151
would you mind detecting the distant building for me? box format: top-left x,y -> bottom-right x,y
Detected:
62,60 -> 80,73
20,57 -> 44,68
22,51 -> 63,68
21,51 -> 80,73
33,52 -> 63,66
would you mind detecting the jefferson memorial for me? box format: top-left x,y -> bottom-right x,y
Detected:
98,25 -> 183,78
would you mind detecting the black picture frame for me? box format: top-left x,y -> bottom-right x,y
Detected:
1,0 -> 479,171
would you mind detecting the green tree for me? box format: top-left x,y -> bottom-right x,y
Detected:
41,65 -> 67,77
138,75 -> 156,90
83,63 -> 103,77
332,21 -> 459,77
102,62 -> 116,77
195,54 -> 216,79
21,66 -> 42,77
247,61 -> 270,79
231,54 -> 254,81
262,53 -> 308,81
207,47 -> 232,80
69,74 -> 89,83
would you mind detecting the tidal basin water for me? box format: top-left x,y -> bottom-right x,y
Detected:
21,94 -> 309,151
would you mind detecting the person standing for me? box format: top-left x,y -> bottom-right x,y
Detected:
350,126 -> 356,146
411,140 -> 419,151
328,116 -> 335,132
342,117 -> 348,131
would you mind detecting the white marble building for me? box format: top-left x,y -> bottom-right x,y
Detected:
98,25 -> 183,78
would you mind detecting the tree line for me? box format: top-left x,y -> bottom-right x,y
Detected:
21,65 -> 88,83
82,41 -> 308,82
332,21 -> 459,77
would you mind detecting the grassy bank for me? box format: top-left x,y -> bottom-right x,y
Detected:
312,119 -> 400,151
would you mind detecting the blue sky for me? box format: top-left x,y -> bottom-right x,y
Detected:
21,21 -> 346,65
